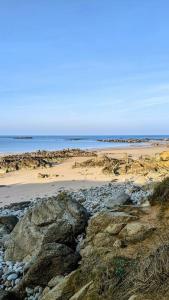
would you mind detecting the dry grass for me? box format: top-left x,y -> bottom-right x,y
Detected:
149,177 -> 169,205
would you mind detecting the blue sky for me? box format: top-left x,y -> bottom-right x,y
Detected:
0,0 -> 169,135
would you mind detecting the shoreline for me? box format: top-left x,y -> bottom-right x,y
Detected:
0,143 -> 169,207
0,140 -> 168,156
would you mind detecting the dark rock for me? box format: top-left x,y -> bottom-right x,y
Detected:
0,290 -> 20,300
5,193 -> 88,261
18,243 -> 80,287
0,216 -> 18,232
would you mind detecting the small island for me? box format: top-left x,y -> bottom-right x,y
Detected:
13,136 -> 33,140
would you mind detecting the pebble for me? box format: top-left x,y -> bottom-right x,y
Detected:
70,182 -> 152,214
0,247 -> 26,291
7,273 -> 18,281
26,287 -> 34,295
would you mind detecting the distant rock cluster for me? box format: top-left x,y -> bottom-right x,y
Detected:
97,137 -> 169,143
0,149 -> 96,173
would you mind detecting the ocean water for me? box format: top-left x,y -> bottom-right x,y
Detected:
0,135 -> 169,154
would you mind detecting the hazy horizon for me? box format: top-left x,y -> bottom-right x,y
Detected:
1,1 -> 169,135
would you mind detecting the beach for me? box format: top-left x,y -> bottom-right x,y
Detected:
0,143 -> 168,207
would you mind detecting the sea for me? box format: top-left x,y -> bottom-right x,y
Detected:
0,135 -> 169,154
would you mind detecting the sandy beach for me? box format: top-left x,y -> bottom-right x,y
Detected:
0,143 -> 168,207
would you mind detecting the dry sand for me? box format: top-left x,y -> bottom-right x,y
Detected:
0,144 -> 168,207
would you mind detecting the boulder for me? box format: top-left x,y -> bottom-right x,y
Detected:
119,221 -> 156,241
87,211 -> 137,236
19,243 -> 80,287
40,272 -> 76,300
105,192 -> 131,209
5,193 -> 88,261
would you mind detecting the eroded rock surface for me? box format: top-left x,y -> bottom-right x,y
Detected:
5,193 -> 88,261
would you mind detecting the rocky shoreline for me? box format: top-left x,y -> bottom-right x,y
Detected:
0,181 -> 152,300
0,149 -> 96,173
1,152 -> 169,299
97,137 -> 169,143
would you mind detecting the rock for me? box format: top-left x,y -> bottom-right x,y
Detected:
40,272 -> 76,300
113,239 -> 123,248
0,290 -> 19,300
87,211 -> 137,236
105,192 -> 131,208
19,243 -> 80,287
0,216 -> 18,232
119,222 -> 156,241
104,223 -> 125,235
0,149 -> 96,173
69,281 -> 93,300
48,276 -> 64,288
5,193 -> 88,261
128,296 -> 139,300
7,273 -> 18,281
41,287 -> 50,298
0,216 -> 18,247
158,151 -> 169,161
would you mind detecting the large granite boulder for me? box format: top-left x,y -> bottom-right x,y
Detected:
5,193 -> 88,261
19,243 -> 80,287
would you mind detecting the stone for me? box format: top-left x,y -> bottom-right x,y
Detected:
128,296 -> 139,300
69,282 -> 93,300
87,211 -> 136,236
113,239 -> 123,248
26,287 -> 34,295
6,273 -> 18,281
0,216 -> 18,232
119,222 -> 156,241
19,243 -> 80,287
41,287 -> 50,297
159,151 -> 169,161
5,193 -> 88,261
48,275 -> 64,288
105,192 -> 131,209
104,223 -> 125,235
0,290 -> 19,300
40,272 -> 75,300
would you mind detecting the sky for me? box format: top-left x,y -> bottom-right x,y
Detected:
0,0 -> 169,135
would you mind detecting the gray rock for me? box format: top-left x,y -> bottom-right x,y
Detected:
5,193 -> 88,261
6,273 -> 18,281
0,216 -> 18,233
0,289 -> 19,300
18,243 -> 80,287
26,287 -> 34,295
105,192 -> 131,208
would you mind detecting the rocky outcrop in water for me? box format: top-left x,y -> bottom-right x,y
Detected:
97,138 -> 169,143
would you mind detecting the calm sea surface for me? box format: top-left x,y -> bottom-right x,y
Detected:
0,135 -> 169,154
